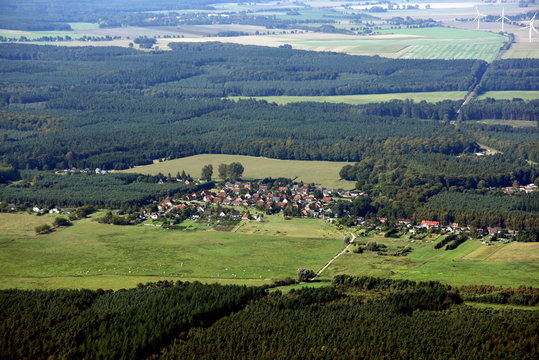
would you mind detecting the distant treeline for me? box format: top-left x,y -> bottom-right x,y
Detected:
0,0 -> 234,30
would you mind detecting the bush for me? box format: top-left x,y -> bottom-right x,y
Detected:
35,224 -> 53,234
53,217 -> 72,227
297,268 -> 316,282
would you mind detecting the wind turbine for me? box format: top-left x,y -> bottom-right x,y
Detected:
523,13 -> 538,43
474,7 -> 487,30
496,7 -> 511,32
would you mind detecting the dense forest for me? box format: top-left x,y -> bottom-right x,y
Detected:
0,43 -> 491,170
0,43 -> 537,227
418,192 -> 539,229
0,170 -> 209,208
479,59 -> 539,92
2,278 -> 536,360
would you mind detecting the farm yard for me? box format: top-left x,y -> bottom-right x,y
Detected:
121,154 -> 356,189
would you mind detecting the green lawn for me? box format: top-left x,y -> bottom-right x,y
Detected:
0,213 -> 344,290
477,91 -> 539,101
67,22 -> 100,30
229,91 -> 467,105
121,154 -> 356,189
325,234 -> 539,288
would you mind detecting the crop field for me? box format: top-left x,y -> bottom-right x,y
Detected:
122,154 -> 356,189
229,91 -> 467,105
401,42 -> 501,62
503,43 -> 539,59
477,91 -> 539,101
0,213 -> 344,290
377,27 -> 506,62
324,234 -> 539,287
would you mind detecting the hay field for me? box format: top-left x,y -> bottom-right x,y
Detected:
229,91 -> 467,105
122,154 -> 356,189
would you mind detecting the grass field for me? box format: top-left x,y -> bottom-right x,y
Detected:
122,154 -> 356,189
470,120 -> 537,128
325,234 -> 539,287
68,22 -> 100,31
229,91 -> 467,105
502,43 -> 539,59
477,91 -> 539,101
0,213 -> 344,290
465,302 -> 539,311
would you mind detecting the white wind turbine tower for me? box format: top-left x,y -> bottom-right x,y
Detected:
523,13 -> 538,43
496,7 -> 511,32
474,7 -> 487,30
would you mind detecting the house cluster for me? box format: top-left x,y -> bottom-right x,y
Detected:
30,206 -> 73,215
152,181 -> 367,220
502,183 -> 537,194
54,168 -> 107,175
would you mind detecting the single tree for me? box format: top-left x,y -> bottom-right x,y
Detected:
201,164 -> 213,181
218,163 -> 228,179
228,162 -> 244,181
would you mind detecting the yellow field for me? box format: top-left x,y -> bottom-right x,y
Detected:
487,242 -> 539,262
229,91 -> 467,105
121,154 -> 356,189
463,243 -> 506,260
502,42 -> 539,59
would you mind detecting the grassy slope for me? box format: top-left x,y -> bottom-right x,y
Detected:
229,91 -> 467,105
121,154 -> 356,189
325,234 -> 539,288
0,213 -> 344,290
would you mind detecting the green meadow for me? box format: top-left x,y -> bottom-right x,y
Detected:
325,234 -> 539,288
477,91 -> 539,101
1,213 -> 537,290
229,91 -> 467,105
122,154 -> 356,189
0,213 -> 344,290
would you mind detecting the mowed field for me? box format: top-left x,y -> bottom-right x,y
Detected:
477,91 -> 539,101
325,234 -> 539,287
0,213 -> 344,290
229,91 -> 467,105
122,154 -> 356,189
